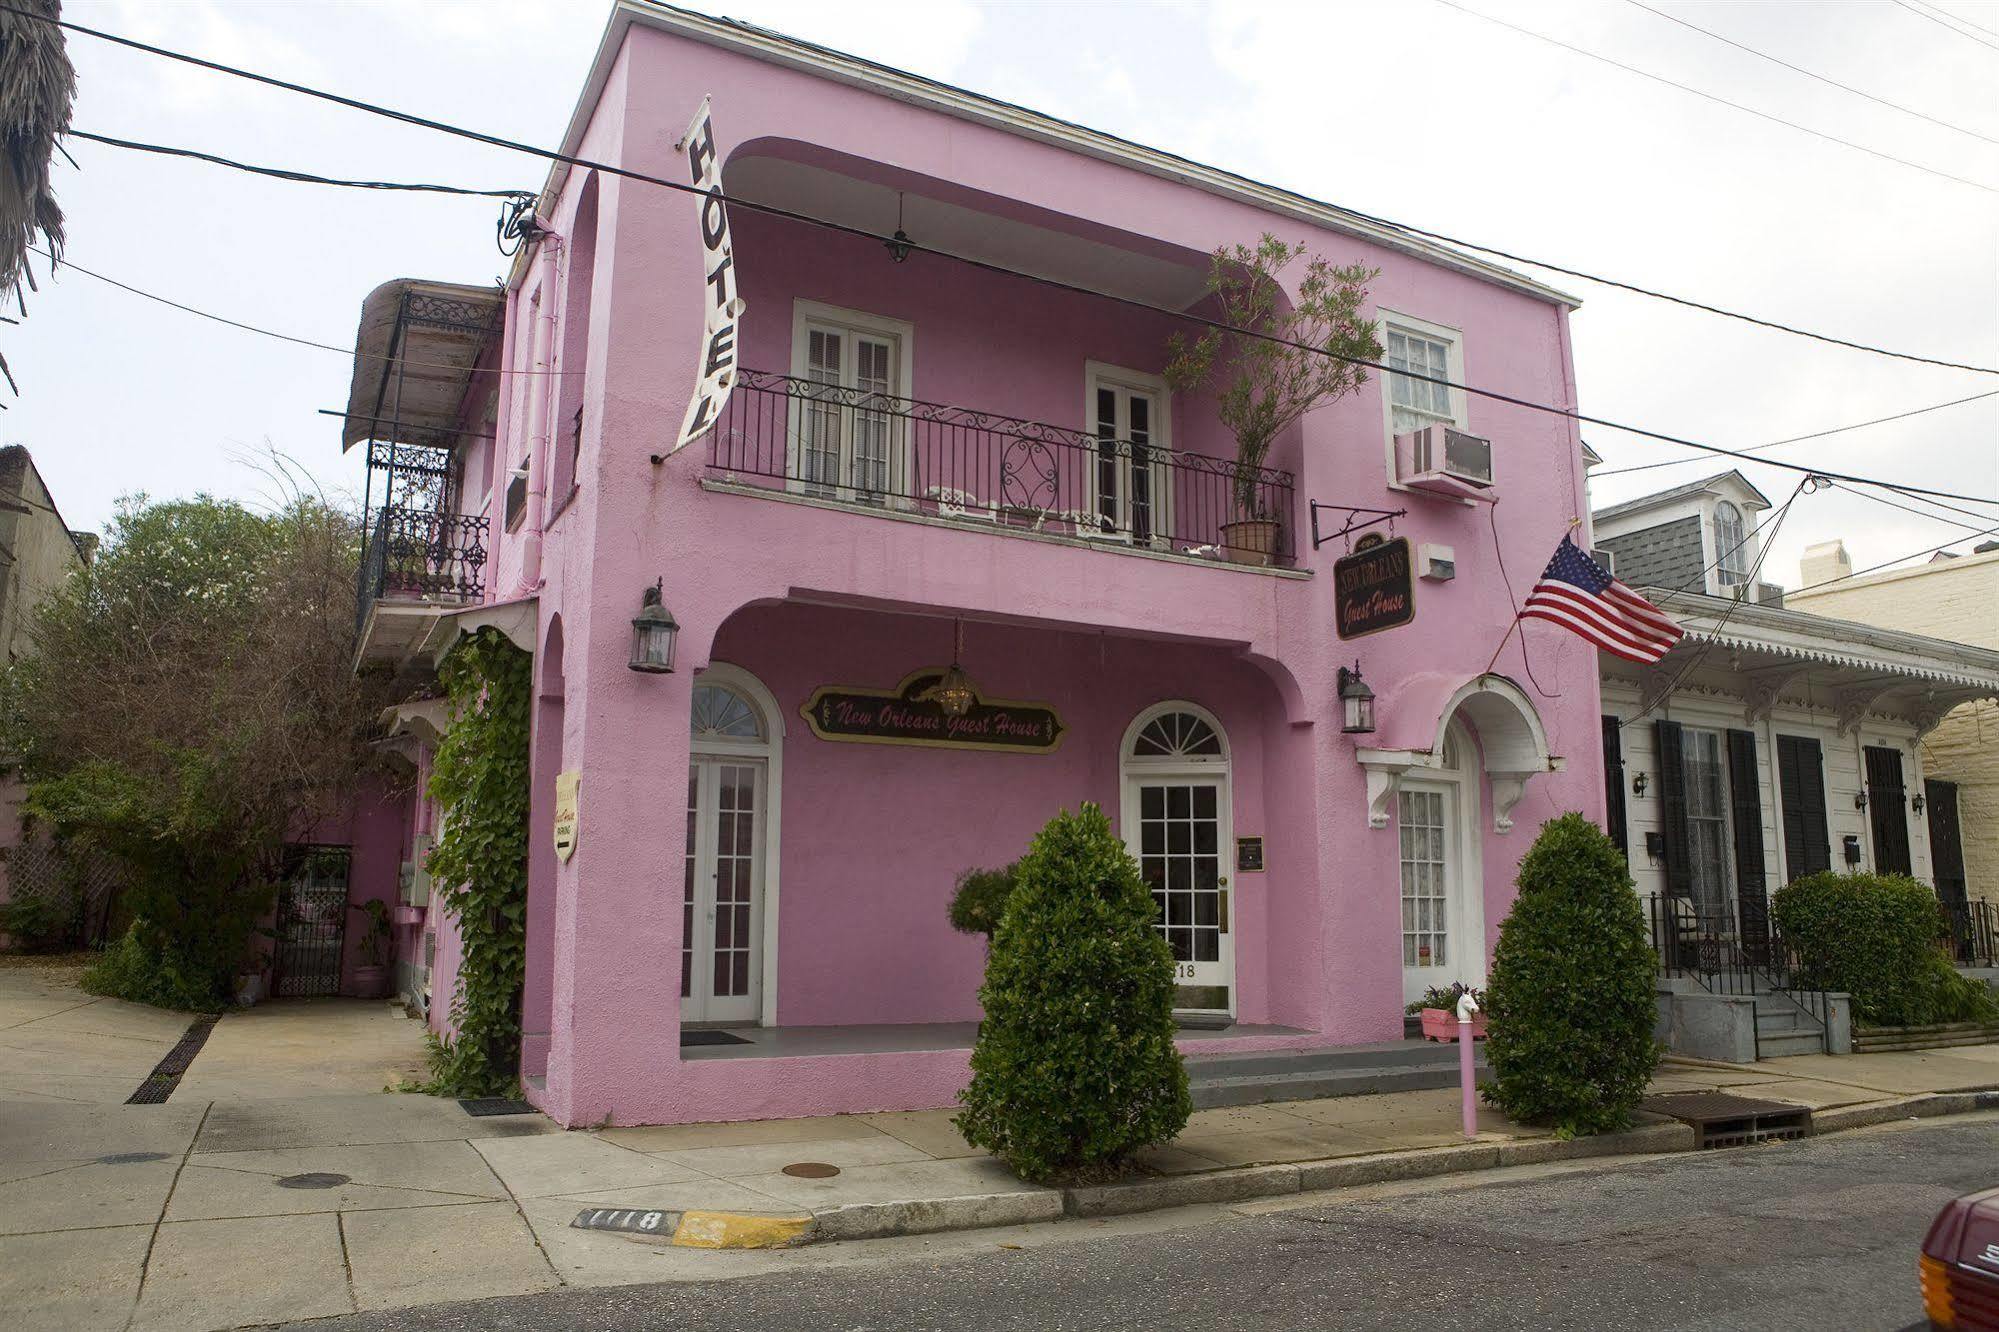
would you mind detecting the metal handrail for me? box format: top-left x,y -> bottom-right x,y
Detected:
356,506 -> 489,636
1645,894 -> 1834,1057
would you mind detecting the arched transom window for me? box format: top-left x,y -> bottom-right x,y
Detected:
1130,709 -> 1224,761
691,683 -> 765,742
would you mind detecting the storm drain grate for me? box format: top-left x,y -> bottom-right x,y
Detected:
125,1017 -> 218,1105
1641,1091 -> 1812,1149
459,1098 -> 538,1118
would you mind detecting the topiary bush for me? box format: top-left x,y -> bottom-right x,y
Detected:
1483,812 -> 1660,1137
1773,872 -> 1998,1026
947,862 -> 1018,939
955,804 -> 1190,1183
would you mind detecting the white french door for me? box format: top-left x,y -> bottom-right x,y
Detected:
797,322 -> 902,501
1130,775 -> 1232,1009
682,757 -> 765,1024
1086,373 -> 1170,546
1398,781 -> 1471,1006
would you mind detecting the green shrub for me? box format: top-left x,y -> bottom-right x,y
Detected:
955,804 -> 1190,1182
1771,872 -> 1991,1026
83,920 -> 231,1013
1483,813 -> 1660,1137
947,862 -> 1018,938
0,889 -> 80,953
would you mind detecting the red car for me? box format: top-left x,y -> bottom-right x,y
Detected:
1922,1187 -> 1999,1329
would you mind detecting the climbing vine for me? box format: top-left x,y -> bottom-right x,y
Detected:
423,628 -> 532,1097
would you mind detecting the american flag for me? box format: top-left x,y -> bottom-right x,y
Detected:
1521,535 -> 1683,664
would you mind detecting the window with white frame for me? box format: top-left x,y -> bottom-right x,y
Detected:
1085,363 -> 1171,546
1714,501 -> 1749,587
1681,727 -> 1735,925
1384,322 -> 1460,436
790,303 -> 912,501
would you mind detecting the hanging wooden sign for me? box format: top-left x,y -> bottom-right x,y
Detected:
1335,534 -> 1415,639
800,670 -> 1064,754
552,771 -> 580,862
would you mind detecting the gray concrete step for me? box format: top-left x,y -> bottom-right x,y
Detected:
1756,1029 -> 1826,1058
1186,1041 -> 1481,1109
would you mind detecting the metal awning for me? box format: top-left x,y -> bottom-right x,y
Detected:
341,279 -> 504,452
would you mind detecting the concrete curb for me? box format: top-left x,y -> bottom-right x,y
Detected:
595,1092 -> 1999,1250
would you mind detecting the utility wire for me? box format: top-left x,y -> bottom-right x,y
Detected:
1831,479 -> 1999,534
67,129 -> 534,199
42,16 -> 1999,378
1591,389 -> 1999,477
1893,0 -> 1999,51
19,6 -> 1999,506
1621,0 -> 1999,146
1918,0 -> 1999,38
1428,0 -> 1999,194
1795,520 -> 1999,595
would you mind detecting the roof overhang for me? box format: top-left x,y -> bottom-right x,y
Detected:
342,279 -> 504,453
523,2 -> 1581,310
1653,591 -> 1999,692
355,596 -> 539,676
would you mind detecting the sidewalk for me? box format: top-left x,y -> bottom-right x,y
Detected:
5,953 -> 1999,1330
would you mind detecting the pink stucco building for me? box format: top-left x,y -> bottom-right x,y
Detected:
339,2 -> 1603,1128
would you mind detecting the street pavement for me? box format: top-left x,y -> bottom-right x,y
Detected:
299,1112 -> 1997,1332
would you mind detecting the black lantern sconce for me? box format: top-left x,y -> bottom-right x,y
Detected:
1854,790 -> 1869,811
885,191 -> 913,264
1632,771 -> 1649,797
1337,663 -> 1376,735
628,580 -> 678,674
1913,790 -> 1927,814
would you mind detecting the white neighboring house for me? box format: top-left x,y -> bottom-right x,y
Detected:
1589,473 -> 1999,1061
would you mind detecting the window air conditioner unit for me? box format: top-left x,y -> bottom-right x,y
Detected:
1396,425 -> 1494,498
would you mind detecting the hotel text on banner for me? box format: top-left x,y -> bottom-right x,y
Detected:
669,95 -> 746,455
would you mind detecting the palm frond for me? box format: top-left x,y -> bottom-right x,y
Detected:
0,1 -> 74,304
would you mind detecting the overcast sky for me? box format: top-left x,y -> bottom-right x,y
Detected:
19,0 -> 1999,589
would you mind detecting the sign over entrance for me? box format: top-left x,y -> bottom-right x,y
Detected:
800,671 -> 1064,754
1335,535 -> 1415,639
667,95 -> 746,456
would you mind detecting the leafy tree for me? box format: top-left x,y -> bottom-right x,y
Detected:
4,492 -> 393,1009
1163,234 -> 1382,517
956,804 -> 1189,1183
1483,813 -> 1660,1137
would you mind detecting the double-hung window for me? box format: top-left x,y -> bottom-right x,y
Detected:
1714,501 -> 1749,588
1382,316 -> 1463,438
790,302 -> 912,503
1680,727 -> 1735,926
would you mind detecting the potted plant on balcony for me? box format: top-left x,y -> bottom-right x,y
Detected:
1165,235 -> 1382,566
347,898 -> 393,1000
1409,981 -> 1488,1042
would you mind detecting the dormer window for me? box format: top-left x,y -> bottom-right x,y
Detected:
1714,501 -> 1748,587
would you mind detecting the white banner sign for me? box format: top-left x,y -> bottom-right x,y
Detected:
669,95 -> 745,456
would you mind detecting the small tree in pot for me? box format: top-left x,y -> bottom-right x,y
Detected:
1165,235 -> 1381,566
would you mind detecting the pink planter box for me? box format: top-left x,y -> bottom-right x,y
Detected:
1421,1007 -> 1489,1042
394,904 -> 425,927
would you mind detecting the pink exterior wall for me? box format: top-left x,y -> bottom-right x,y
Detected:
379,16 -> 1607,1126
294,774 -> 410,997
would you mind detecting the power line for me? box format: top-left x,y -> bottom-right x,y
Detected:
67,129 -> 533,200
1893,0 -> 1999,51
18,7 -> 1999,507
1590,389 -> 1999,478
1794,520 -> 1999,596
1621,0 -> 1999,146
30,246 -> 570,376
1831,479 -> 1999,534
1919,0 -> 1999,38
1428,0 -> 1999,194
36,6 -> 1999,379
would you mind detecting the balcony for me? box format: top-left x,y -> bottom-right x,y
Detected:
705,369 -> 1298,568
353,506 -> 490,668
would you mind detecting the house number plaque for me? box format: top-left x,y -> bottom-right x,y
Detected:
800,670 -> 1065,754
1334,534 -> 1414,639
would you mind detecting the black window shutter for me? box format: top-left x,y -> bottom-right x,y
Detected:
1777,735 -> 1831,878
1602,716 -> 1628,859
1655,719 -> 1692,899
1928,781 -> 1968,908
1865,746 -> 1912,875
1726,730 -> 1770,952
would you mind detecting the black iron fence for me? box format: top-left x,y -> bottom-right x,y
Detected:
356,506 -> 489,635
1942,899 -> 1998,968
1644,894 -> 1833,1056
705,369 -> 1299,565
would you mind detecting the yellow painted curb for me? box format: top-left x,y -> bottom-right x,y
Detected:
671,1209 -> 815,1249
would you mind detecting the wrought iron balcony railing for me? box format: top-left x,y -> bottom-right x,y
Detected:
1942,898 -> 1998,968
704,369 -> 1298,566
356,505 -> 489,635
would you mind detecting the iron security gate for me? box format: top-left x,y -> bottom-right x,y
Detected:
273,847 -> 352,998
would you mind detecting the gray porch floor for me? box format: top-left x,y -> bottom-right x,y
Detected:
681,1020 -> 1312,1060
